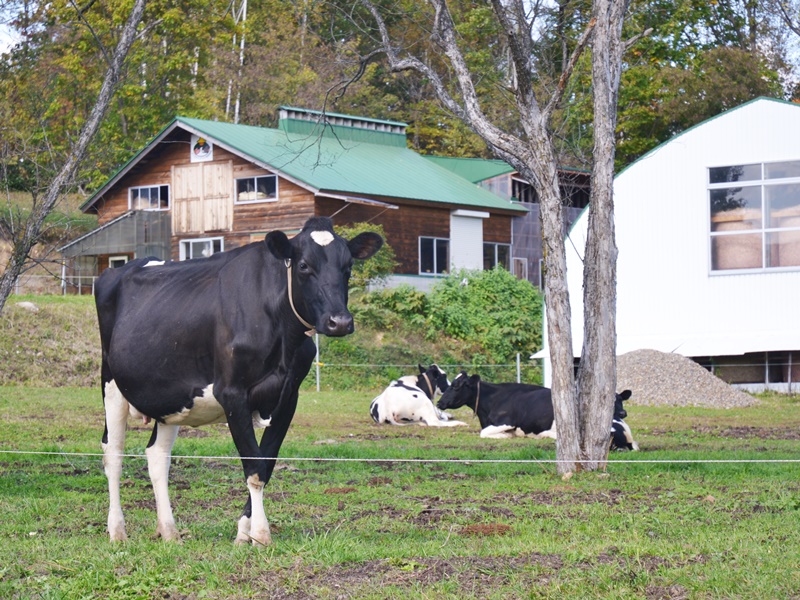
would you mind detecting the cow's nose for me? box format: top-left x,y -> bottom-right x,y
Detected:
618,410 -> 627,419
326,314 -> 354,336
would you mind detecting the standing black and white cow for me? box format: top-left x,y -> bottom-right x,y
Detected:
95,217 -> 381,545
438,372 -> 637,448
609,390 -> 639,451
370,364 -> 466,427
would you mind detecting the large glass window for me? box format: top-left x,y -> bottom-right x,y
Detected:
130,185 -> 169,210
235,175 -> 277,203
483,243 -> 510,270
419,237 -> 449,275
179,237 -> 223,260
709,161 -> 800,271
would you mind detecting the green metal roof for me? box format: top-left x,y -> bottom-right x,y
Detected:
83,115 -> 526,215
422,156 -> 515,183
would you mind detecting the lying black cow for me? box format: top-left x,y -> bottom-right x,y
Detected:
95,217 -> 381,545
437,372 -> 637,449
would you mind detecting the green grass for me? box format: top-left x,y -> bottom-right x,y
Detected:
1,387 -> 799,598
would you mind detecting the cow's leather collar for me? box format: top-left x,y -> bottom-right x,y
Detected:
285,260 -> 316,337
420,372 -> 434,399
473,381 -> 481,419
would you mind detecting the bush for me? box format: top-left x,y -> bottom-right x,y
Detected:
335,222 -> 398,289
427,267 -> 543,366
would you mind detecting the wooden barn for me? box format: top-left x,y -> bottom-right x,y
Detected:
539,97 -> 800,391
60,107 -> 528,291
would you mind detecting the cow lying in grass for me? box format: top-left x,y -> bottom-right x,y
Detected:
370,364 -> 467,427
609,390 -> 638,451
437,372 -> 638,449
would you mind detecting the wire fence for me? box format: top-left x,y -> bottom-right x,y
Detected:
2,449 -> 799,466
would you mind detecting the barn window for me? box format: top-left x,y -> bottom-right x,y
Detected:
483,243 -> 510,270
709,160 -> 800,272
235,175 -> 277,204
179,237 -> 223,260
419,237 -> 449,275
130,185 -> 169,211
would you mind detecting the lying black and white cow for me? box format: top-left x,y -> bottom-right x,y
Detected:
609,390 -> 638,451
437,372 -> 637,449
370,364 -> 466,427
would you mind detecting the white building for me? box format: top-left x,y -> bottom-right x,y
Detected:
540,97 -> 800,391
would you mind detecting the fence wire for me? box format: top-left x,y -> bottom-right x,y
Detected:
2,449 -> 799,465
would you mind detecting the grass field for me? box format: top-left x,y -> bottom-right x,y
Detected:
1,386 -> 799,599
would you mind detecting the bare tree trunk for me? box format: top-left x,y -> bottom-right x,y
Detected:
0,0 -> 147,315
576,0 -> 628,469
352,0 -> 628,473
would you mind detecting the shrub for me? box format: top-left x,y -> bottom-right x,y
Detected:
427,267 -> 543,365
335,222 -> 397,289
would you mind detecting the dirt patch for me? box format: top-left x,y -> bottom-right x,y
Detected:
324,487 -> 357,494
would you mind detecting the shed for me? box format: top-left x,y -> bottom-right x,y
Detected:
539,97 -> 800,391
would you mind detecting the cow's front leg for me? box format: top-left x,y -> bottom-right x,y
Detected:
222,388 -> 271,546
145,423 -> 181,541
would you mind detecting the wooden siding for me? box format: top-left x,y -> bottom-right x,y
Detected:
317,197 -> 511,275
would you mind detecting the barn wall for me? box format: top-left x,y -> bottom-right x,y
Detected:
93,129 -> 318,260
558,98 -> 800,384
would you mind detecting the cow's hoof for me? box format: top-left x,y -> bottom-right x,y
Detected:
156,523 -> 181,542
108,530 -> 128,542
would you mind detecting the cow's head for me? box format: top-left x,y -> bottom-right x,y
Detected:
417,363 -> 450,398
613,389 -> 632,420
436,371 -> 479,411
266,217 -> 382,336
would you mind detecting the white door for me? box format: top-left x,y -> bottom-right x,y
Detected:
450,210 -> 488,271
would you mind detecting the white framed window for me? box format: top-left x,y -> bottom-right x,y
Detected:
419,237 -> 449,275
129,185 -> 169,211
109,256 -> 128,269
235,175 -> 277,204
179,237 -> 224,261
709,161 -> 800,272
483,243 -> 510,270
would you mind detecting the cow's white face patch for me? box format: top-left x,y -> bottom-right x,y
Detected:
310,231 -> 334,246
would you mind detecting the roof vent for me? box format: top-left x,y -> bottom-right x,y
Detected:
279,106 -> 407,136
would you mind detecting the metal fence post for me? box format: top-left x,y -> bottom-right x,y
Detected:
516,353 -> 521,383
315,333 -> 320,392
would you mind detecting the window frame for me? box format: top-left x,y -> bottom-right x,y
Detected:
483,242 -> 511,271
129,184 -> 170,211
234,174 -> 278,205
179,236 -> 224,261
708,160 -> 800,274
418,236 -> 450,276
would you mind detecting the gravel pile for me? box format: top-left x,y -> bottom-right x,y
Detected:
617,349 -> 758,408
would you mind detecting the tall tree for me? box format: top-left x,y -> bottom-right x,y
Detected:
0,0 -> 147,314
336,0 -> 634,473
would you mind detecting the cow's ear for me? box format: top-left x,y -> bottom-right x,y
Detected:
618,389 -> 632,401
348,232 -> 383,260
265,231 -> 293,261
469,374 -> 481,386
418,364 -> 425,374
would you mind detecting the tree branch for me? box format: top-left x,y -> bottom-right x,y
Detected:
543,17 -> 596,123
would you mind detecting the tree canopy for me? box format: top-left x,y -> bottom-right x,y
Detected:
1,0 -> 796,194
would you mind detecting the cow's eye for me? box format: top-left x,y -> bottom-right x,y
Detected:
298,261 -> 309,272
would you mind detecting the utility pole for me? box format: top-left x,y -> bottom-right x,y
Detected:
225,0 -> 247,123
